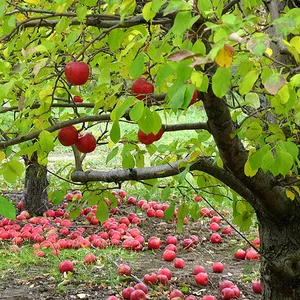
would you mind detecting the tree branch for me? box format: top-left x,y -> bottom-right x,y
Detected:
71,154 -> 260,209
200,87 -> 292,217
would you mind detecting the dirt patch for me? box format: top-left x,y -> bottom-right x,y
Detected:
0,198 -> 262,299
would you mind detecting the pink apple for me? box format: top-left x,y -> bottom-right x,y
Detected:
209,222 -> 221,231
84,253 -> 97,264
174,258 -> 185,268
117,264 -> 131,275
212,262 -> 224,273
170,289 -> 184,299
157,268 -> 172,280
166,235 -> 177,245
252,280 -> 262,294
148,237 -> 161,249
59,260 -> 74,273
234,249 -> 246,260
202,296 -> 217,300
163,250 -> 176,261
195,273 -> 209,285
221,287 -> 235,300
210,233 -> 222,243
193,265 -> 206,275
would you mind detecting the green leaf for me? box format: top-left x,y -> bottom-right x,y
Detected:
156,64 -> 174,86
76,5 -> 88,22
161,186 -> 171,201
2,15 -> 16,35
142,2 -> 156,21
69,207 -> 81,220
130,52 -> 145,79
2,160 -> 25,183
110,97 -> 135,121
0,196 -> 16,220
121,145 -> 135,168
190,202 -> 200,221
138,107 -> 154,134
244,93 -> 260,109
110,121 -> 120,143
249,145 -> 271,170
49,189 -> 66,205
176,164 -> 190,184
212,67 -> 231,98
261,150 -> 274,173
108,29 -> 124,51
278,141 -> 299,159
39,130 -> 54,153
169,83 -> 186,111
164,201 -> 175,221
129,101 -> 144,122
245,120 -> 262,140
171,11 -> 192,37
239,69 -> 260,95
96,199 -> 109,224
177,203 -> 189,233
106,147 -> 119,164
151,111 -> 162,134
290,74 -> 300,87
197,0 -> 213,17
275,150 -> 294,176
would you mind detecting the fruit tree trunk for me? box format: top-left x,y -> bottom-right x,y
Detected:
257,210 -> 300,300
22,152 -> 49,215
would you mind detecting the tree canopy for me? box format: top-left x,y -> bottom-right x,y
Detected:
0,0 -> 299,224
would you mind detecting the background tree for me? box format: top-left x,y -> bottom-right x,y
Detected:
0,0 -> 300,299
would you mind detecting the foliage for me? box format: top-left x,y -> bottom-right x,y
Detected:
0,0 -> 299,231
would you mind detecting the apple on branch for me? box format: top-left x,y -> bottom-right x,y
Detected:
65,61 -> 89,85
132,78 -> 154,100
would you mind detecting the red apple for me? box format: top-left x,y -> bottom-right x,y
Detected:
221,287 -> 235,300
157,268 -> 172,280
134,283 -> 148,294
155,210 -> 164,218
219,280 -> 234,290
148,237 -> 161,249
65,61 -> 89,85
170,289 -> 184,299
230,285 -> 240,298
193,194 -> 202,202
252,280 -> 262,294
174,258 -> 184,268
212,262 -> 224,273
163,250 -> 176,261
165,244 -> 177,252
234,249 -> 246,260
200,207 -> 210,217
106,297 -> 118,300
117,264 -> 131,275
210,233 -> 222,243
75,132 -> 96,153
157,274 -> 169,284
58,126 -> 78,146
245,248 -> 259,260
143,272 -> 157,285
59,260 -> 74,273
118,190 -> 127,198
193,265 -> 206,275
186,296 -> 197,300
189,89 -> 198,106
166,235 -> 177,245
182,238 -> 194,249
138,129 -> 163,145
209,222 -> 221,231
211,216 -> 222,224
195,272 -> 209,285
253,237 -> 260,248
130,289 -> 146,300
132,78 -> 154,100
122,287 -> 135,299
222,226 -> 232,235
84,253 -> 97,264
127,196 -> 136,205
146,208 -> 155,217
74,96 -> 83,103
202,296 -> 217,300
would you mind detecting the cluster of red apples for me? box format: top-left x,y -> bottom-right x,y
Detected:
132,77 -> 198,145
0,189 -> 262,299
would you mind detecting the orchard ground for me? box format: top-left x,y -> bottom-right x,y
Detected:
0,191 -> 261,300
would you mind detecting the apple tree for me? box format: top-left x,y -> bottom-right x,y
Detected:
1,0 -> 300,299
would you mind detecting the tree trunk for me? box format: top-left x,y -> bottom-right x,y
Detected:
22,152 -> 49,215
257,210 -> 300,300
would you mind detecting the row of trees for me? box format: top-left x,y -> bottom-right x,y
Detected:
0,1 -> 300,299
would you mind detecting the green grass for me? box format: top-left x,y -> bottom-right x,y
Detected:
0,244 -> 137,288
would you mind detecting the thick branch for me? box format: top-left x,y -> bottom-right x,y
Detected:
71,155 -> 259,209
200,87 -> 293,217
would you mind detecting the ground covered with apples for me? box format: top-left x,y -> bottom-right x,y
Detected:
0,191 -> 262,300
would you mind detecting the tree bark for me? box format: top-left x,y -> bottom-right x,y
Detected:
22,152 -> 49,215
257,210 -> 300,299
